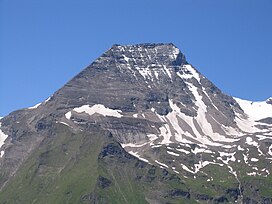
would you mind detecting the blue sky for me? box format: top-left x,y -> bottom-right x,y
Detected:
1,0 -> 272,116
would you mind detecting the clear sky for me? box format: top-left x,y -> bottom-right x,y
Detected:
1,0 -> 272,116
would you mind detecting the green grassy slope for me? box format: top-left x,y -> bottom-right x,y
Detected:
1,123 -> 272,204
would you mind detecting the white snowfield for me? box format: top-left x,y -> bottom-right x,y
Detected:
0,123 -> 8,158
73,104 -> 123,118
65,104 -> 123,120
234,97 -> 272,120
234,97 -> 272,134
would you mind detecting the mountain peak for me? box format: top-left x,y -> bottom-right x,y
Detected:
98,43 -> 187,71
112,42 -> 177,48
109,42 -> 181,55
1,43 -> 272,203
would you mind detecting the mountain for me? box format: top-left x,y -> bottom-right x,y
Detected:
0,43 -> 272,204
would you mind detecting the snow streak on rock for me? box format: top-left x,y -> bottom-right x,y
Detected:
28,102 -> 42,109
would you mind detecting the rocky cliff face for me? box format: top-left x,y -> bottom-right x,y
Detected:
0,43 -> 272,203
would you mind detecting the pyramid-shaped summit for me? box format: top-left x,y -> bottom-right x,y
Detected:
66,43 -> 188,87
52,43 -> 242,143
53,43 -> 235,116
0,43 -> 272,203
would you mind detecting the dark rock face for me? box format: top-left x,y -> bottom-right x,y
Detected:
262,198 -> 272,204
258,117 -> 272,124
97,176 -> 112,189
169,189 -> 190,199
244,197 -> 259,204
266,98 -> 272,105
226,188 -> 240,200
214,196 -> 228,203
35,117 -> 53,131
196,194 -> 213,201
99,143 -> 134,161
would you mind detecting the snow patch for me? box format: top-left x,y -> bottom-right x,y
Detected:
167,151 -> 180,156
128,151 -> 150,163
155,160 -> 169,168
194,160 -> 214,174
181,164 -> 195,174
218,152 -> 236,164
245,137 -> 258,147
186,83 -> 239,144
173,170 -> 180,174
147,134 -> 158,146
163,65 -> 172,80
121,142 -> 148,148
28,102 -> 42,109
45,97 -> 51,103
73,104 -> 123,118
191,147 -> 213,154
268,145 -> 272,156
238,145 -> 245,151
56,121 -> 72,128
65,111 -> 72,120
247,172 -> 257,176
0,123 -> 8,157
181,160 -> 223,174
256,135 -> 272,141
0,123 -> 8,148
123,55 -> 130,62
243,154 -> 249,164
155,98 -> 239,147
178,64 -> 201,82
151,144 -> 162,148
136,67 -> 153,81
251,158 -> 259,162
157,115 -> 173,144
176,148 -> 190,154
28,96 -> 51,110
234,97 -> 272,120
0,150 -> 4,158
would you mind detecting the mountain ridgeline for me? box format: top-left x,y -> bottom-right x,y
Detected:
0,43 -> 272,203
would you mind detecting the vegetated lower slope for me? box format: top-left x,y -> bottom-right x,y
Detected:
0,122 -> 146,204
1,121 -> 271,203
